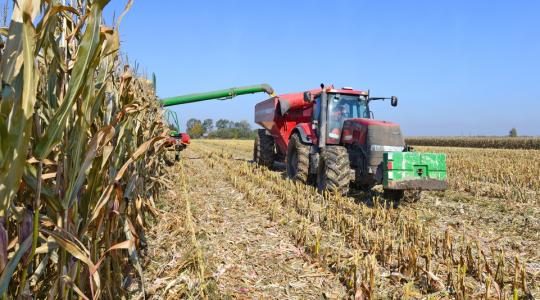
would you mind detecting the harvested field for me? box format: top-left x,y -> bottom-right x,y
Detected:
142,139 -> 539,299
140,148 -> 345,299
415,146 -> 540,203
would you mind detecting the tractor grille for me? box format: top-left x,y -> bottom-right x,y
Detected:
367,125 -> 405,168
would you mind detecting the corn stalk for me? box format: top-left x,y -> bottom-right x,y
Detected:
0,0 -> 169,298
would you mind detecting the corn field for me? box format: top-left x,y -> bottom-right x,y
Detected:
406,137 -> 540,150
415,146 -> 540,203
0,0 -> 169,298
149,139 -> 538,299
0,0 -> 537,299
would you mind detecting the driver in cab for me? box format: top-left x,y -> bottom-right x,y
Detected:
328,103 -> 348,140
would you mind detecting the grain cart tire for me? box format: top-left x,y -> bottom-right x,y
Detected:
286,133 -> 310,183
254,129 -> 275,167
317,146 -> 351,195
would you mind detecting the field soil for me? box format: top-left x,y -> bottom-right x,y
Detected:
139,147 -> 345,299
139,139 -> 539,299
199,140 -> 540,268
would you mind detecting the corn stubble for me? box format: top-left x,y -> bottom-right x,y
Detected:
193,142 -> 536,299
207,139 -> 540,204
0,0 -> 169,298
416,146 -> 540,203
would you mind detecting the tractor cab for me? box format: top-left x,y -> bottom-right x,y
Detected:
314,91 -> 371,144
308,86 -> 400,146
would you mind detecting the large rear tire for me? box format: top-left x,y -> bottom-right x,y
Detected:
253,129 -> 275,167
286,133 -> 310,184
317,146 -> 351,195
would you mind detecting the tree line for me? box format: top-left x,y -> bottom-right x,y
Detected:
185,118 -> 257,139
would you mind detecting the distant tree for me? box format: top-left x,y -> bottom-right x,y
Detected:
509,128 -> 518,137
187,121 -> 204,138
208,119 -> 255,139
186,118 -> 204,138
186,118 -> 199,131
216,119 -> 230,129
234,120 -> 252,136
202,118 -> 214,133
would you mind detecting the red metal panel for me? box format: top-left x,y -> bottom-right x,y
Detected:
278,93 -> 312,115
346,118 -> 400,127
296,123 -> 318,144
254,97 -> 278,131
254,87 -> 374,155
180,133 -> 190,145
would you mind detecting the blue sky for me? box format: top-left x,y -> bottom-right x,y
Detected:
104,1 -> 540,136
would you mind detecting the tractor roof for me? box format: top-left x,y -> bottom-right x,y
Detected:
316,87 -> 368,96
278,87 -> 367,101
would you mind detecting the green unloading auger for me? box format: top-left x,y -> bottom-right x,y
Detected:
160,84 -> 275,107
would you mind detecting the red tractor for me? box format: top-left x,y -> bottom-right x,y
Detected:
254,84 -> 447,197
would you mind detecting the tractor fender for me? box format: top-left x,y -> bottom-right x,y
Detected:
292,124 -> 314,144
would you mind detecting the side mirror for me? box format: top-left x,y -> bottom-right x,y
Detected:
391,96 -> 398,107
303,91 -> 312,102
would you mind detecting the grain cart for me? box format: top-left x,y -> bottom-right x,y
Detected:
254,84 -> 447,198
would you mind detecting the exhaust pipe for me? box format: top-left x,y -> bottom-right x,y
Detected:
319,90 -> 328,148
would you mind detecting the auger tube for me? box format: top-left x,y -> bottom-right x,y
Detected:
160,84 -> 275,107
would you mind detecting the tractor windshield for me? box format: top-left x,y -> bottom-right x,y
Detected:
327,94 -> 369,141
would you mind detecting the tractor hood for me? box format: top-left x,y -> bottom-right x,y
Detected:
342,118 -> 405,180
344,118 -> 400,128
342,118 -> 405,151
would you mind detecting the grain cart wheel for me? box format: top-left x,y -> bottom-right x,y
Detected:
317,146 -> 351,195
254,129 -> 275,167
286,133 -> 310,183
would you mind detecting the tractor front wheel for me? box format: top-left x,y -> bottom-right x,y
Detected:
383,189 -> 404,203
317,146 -> 351,195
286,133 -> 310,184
254,129 -> 275,168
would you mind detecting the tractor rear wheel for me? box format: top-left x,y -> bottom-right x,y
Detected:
317,146 -> 351,195
253,129 -> 275,167
286,133 -> 310,183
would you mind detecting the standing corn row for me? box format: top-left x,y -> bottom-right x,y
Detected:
0,0 -> 169,298
406,137 -> 540,150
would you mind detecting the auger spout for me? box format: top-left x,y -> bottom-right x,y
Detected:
160,84 -> 275,107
